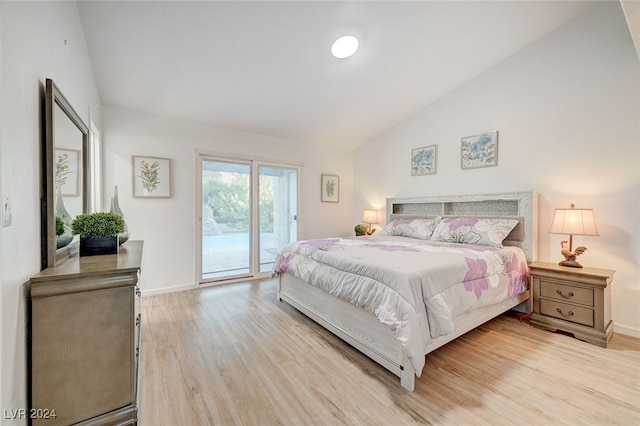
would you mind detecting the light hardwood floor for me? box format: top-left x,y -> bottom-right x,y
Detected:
139,279 -> 640,425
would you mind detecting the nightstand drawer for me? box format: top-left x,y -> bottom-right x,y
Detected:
539,281 -> 594,307
540,299 -> 594,327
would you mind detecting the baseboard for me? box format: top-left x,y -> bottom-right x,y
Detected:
140,282 -> 197,297
614,322 -> 640,339
140,275 -> 273,297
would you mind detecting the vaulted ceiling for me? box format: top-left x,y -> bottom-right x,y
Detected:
78,1 -> 596,150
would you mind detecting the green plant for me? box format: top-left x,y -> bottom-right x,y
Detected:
55,216 -> 65,236
202,172 -> 275,233
354,224 -> 367,236
71,212 -> 125,239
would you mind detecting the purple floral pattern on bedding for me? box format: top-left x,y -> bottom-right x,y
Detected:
300,238 -> 340,247
432,217 -> 518,247
276,252 -> 292,273
369,244 -> 421,252
379,219 -> 413,236
506,255 -> 527,297
463,257 -> 489,299
379,217 -> 441,239
446,217 -> 478,230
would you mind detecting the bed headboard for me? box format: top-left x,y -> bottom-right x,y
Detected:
386,191 -> 538,262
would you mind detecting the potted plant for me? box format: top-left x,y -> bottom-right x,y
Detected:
71,212 -> 125,256
354,224 -> 367,236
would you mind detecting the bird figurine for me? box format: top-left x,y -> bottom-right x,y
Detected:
559,240 -> 587,268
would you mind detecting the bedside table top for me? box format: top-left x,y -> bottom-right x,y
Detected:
529,261 -> 615,280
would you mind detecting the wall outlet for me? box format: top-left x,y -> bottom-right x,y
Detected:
2,196 -> 11,227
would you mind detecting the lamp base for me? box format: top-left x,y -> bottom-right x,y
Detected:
559,259 -> 583,268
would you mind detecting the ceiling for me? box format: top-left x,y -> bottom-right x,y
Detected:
78,1 -> 595,150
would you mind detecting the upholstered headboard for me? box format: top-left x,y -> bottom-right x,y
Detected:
386,191 -> 538,262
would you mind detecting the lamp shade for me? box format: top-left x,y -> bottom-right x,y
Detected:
362,209 -> 378,224
549,204 -> 599,236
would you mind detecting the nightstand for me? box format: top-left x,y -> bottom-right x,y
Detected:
529,261 -> 614,347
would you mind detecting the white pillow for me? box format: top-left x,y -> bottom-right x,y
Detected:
379,217 -> 442,240
431,217 -> 518,247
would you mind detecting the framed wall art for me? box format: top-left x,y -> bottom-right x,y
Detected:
132,155 -> 171,198
321,174 -> 339,203
461,130 -> 498,170
411,144 -> 437,176
55,148 -> 81,196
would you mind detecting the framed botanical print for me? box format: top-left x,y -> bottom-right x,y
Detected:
321,174 -> 339,203
461,131 -> 498,170
132,155 -> 171,198
411,145 -> 437,176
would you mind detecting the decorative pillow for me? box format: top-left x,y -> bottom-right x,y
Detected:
378,220 -> 403,235
431,217 -> 518,247
379,217 -> 442,240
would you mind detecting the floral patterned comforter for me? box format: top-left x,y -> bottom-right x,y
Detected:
273,235 -> 528,376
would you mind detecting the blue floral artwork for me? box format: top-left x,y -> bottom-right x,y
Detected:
411,145 -> 437,176
461,131 -> 498,169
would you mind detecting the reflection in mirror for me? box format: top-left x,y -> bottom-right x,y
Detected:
42,79 -> 89,270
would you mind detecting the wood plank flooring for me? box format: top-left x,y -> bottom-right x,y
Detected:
139,279 -> 640,425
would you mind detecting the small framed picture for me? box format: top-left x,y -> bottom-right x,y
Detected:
132,155 -> 171,198
461,131 -> 498,170
411,145 -> 437,176
321,174 -> 339,203
55,148 -> 81,196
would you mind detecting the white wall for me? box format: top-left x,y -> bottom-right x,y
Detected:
0,1 -> 102,420
102,106 -> 354,295
354,2 -> 640,335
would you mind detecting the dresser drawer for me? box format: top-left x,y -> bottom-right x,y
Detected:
540,299 -> 594,327
539,280 -> 594,307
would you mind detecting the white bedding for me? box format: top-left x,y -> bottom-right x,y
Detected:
273,235 -> 528,376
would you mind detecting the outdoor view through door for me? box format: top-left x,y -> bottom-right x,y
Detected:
200,158 -> 299,282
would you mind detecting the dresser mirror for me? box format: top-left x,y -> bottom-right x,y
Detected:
42,78 -> 89,269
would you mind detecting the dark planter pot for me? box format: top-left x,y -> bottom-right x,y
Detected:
79,236 -> 118,257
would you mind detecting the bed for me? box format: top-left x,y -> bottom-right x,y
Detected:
274,192 -> 538,391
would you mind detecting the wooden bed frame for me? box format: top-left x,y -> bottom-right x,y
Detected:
277,192 -> 538,391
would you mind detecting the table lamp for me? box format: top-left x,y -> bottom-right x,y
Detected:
362,209 -> 378,235
549,203 -> 599,268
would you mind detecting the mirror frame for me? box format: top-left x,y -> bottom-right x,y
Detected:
42,78 -> 89,270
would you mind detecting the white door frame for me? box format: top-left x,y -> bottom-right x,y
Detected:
196,150 -> 301,286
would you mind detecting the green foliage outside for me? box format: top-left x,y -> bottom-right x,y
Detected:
202,173 -> 274,233
55,216 -> 65,236
71,212 -> 125,238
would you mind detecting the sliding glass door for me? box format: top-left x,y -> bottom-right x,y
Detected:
258,165 -> 298,273
199,156 -> 298,283
201,160 -> 251,280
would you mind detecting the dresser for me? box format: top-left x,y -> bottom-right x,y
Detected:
29,241 -> 143,425
529,261 -> 614,347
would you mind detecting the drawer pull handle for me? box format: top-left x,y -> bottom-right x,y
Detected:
556,290 -> 574,299
556,308 -> 574,318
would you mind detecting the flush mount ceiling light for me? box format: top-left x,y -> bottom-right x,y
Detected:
331,35 -> 359,59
